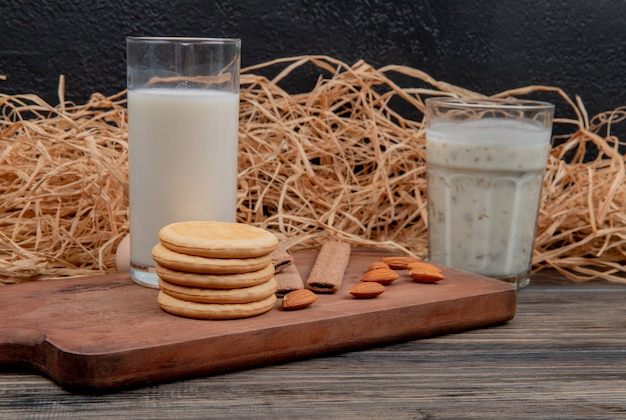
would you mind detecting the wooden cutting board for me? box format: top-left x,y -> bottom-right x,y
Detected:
0,248 -> 516,392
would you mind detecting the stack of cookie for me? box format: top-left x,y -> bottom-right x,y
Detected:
151,221 -> 279,320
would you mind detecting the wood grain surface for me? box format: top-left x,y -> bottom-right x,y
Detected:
0,248 -> 514,392
0,270 -> 625,418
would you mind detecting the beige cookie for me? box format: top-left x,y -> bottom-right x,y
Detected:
155,263 -> 274,289
158,290 -> 277,320
152,242 -> 272,274
158,221 -> 279,258
158,277 -> 277,304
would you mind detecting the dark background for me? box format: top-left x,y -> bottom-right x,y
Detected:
1,0 -> 626,126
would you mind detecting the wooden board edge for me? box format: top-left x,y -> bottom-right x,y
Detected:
47,287 -> 516,392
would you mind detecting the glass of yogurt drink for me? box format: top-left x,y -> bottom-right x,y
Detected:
424,98 -> 554,290
126,37 -> 241,288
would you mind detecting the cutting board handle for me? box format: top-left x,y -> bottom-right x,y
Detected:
0,328 -> 46,366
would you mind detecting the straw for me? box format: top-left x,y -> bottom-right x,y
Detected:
0,56 -> 624,284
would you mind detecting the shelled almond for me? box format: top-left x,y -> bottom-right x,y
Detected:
282,289 -> 318,310
366,261 -> 390,271
380,256 -> 421,270
407,261 -> 444,283
349,282 -> 385,299
360,267 -> 399,285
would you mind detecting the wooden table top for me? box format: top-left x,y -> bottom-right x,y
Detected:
1,271 -> 625,419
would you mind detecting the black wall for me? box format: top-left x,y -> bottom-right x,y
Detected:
2,0 -> 626,122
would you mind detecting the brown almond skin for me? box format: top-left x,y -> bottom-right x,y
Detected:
407,261 -> 443,274
360,268 -> 399,285
367,261 -> 390,271
349,282 -> 385,298
407,261 -> 444,283
282,289 -> 318,310
380,256 -> 421,270
410,274 -> 444,283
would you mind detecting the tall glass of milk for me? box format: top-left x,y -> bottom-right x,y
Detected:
126,37 -> 241,288
424,98 -> 554,290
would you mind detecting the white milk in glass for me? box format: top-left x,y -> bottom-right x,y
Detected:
426,118 -> 551,285
127,88 -> 239,279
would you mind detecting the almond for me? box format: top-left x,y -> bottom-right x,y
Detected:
349,282 -> 385,299
282,289 -> 318,310
360,267 -> 399,285
367,261 -> 390,271
407,261 -> 443,273
408,261 -> 444,283
380,256 -> 421,270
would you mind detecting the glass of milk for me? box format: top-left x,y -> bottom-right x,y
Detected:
424,98 -> 554,290
126,37 -> 241,288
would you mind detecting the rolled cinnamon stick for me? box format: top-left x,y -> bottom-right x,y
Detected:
305,241 -> 351,293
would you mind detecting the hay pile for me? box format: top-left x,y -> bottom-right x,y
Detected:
0,55 -> 624,284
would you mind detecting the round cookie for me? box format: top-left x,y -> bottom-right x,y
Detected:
155,263 -> 275,289
158,277 -> 277,304
152,242 -> 272,274
159,221 -> 279,258
158,290 -> 277,320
